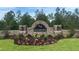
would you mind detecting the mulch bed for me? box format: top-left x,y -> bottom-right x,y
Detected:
13,34 -> 63,46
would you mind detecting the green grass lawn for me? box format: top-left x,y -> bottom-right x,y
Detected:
0,38 -> 79,51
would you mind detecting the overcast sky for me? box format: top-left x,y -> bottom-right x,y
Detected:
0,7 -> 77,20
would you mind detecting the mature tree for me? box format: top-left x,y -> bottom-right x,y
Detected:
50,7 -> 67,29
48,13 -> 53,21
4,11 -> 18,30
74,8 -> 79,29
64,11 -> 72,29
16,10 -> 22,23
20,13 -> 35,27
35,9 -> 50,25
0,20 -> 6,30
75,8 -> 79,15
54,7 -> 62,25
60,8 -> 67,29
48,13 -> 54,26
64,9 -> 79,30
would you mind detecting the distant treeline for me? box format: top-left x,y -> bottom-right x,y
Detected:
0,7 -> 79,30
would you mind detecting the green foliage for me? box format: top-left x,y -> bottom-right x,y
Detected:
0,8 -> 79,30
69,29 -> 75,37
35,9 -> 50,26
0,38 -> 79,50
4,11 -> 18,30
48,13 -> 54,26
0,20 -> 6,30
20,13 -> 35,27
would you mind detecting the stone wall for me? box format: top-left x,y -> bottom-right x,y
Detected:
0,30 -> 19,37
0,30 -> 77,38
62,30 -> 70,37
0,20 -> 77,38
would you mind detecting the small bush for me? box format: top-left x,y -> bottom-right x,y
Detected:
27,34 -> 34,39
54,34 -> 64,41
69,29 -> 75,38
40,34 -> 45,39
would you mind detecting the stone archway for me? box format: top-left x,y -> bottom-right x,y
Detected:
27,20 -> 50,35
34,24 -> 47,32
32,20 -> 49,29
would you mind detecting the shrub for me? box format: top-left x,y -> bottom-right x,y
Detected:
40,34 -> 45,39
69,29 -> 75,38
47,35 -> 55,44
13,34 -> 61,46
54,34 -> 64,41
27,34 -> 34,40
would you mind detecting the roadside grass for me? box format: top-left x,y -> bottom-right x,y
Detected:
0,38 -> 79,51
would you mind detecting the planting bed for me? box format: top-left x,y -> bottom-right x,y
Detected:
13,34 -> 63,46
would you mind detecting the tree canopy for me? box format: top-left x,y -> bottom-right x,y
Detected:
0,7 -> 79,30
20,13 -> 35,27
